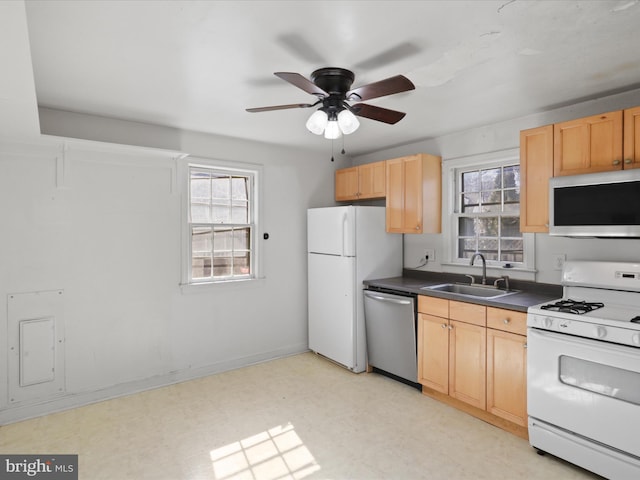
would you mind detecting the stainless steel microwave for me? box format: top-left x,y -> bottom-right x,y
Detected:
549,169 -> 640,237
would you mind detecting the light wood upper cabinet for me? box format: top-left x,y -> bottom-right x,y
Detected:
335,161 -> 386,201
335,167 -> 359,201
519,105 -> 640,233
358,161 -> 386,198
520,125 -> 553,233
623,106 -> 640,169
554,110 -> 623,176
385,153 -> 441,234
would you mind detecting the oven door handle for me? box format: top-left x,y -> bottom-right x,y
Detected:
528,327 -> 640,355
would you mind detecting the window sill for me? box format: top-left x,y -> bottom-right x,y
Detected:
180,277 -> 266,294
441,262 -> 536,273
440,262 -> 537,282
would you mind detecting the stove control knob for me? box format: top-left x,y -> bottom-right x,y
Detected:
543,317 -> 553,329
632,333 -> 640,346
596,326 -> 607,339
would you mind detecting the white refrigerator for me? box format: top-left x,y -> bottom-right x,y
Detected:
307,206 -> 402,372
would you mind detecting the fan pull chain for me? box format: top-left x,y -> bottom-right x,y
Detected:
341,135 -> 346,155
330,137 -> 335,162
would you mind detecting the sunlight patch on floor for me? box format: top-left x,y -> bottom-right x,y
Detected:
209,423 -> 320,480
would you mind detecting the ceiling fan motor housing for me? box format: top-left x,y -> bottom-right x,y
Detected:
311,68 -> 355,97
311,68 -> 356,117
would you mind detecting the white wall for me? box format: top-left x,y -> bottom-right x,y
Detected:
0,111 -> 347,423
353,89 -> 640,284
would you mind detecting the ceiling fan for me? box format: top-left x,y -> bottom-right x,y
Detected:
246,68 -> 415,139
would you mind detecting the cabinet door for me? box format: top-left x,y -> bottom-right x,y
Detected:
520,125 -> 553,233
624,106 -> 640,170
418,313 -> 449,394
385,158 -> 405,232
403,155 -> 423,233
554,110 -> 623,176
335,167 -> 359,201
358,161 -> 386,199
486,328 -> 527,426
449,320 -> 486,409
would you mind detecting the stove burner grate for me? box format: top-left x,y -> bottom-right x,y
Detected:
540,299 -> 605,315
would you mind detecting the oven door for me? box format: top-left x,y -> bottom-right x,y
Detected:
528,327 -> 640,458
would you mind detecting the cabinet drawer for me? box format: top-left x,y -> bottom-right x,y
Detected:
449,300 -> 486,327
487,307 -> 527,336
418,295 -> 448,317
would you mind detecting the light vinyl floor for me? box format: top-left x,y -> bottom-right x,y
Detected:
0,352 -> 602,479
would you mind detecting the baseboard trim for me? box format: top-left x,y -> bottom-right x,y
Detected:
0,344 -> 308,425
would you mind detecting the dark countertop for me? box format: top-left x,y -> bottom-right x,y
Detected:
364,269 -> 563,313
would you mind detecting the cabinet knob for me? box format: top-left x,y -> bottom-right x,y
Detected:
441,324 -> 447,329
415,225 -> 420,230
448,325 -> 453,330
624,158 -> 632,165
503,319 -> 510,325
523,343 -> 528,349
612,159 -> 621,166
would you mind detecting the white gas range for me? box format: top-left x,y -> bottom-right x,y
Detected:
527,261 -> 640,479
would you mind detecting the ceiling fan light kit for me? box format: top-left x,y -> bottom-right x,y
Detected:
247,67 -> 415,141
306,108 -> 360,138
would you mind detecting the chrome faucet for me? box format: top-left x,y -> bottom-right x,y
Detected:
469,253 -> 487,285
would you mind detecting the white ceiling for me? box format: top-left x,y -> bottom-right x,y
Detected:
21,0 -> 640,156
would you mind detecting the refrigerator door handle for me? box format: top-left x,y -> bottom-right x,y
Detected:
364,291 -> 412,305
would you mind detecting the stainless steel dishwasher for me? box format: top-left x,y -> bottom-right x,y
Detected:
363,288 -> 418,386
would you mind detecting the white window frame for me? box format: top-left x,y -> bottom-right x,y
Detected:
179,156 -> 263,290
442,149 -> 535,274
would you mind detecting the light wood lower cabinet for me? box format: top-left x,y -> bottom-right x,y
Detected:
418,296 -> 528,438
449,320 -> 486,410
418,297 -> 486,409
487,328 -> 527,426
486,306 -> 527,427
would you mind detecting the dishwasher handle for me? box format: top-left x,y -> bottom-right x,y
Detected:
364,290 -> 413,305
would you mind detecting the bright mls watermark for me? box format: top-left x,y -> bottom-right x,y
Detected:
0,456 -> 77,479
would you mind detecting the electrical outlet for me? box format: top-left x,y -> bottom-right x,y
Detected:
552,254 -> 566,271
425,249 -> 435,263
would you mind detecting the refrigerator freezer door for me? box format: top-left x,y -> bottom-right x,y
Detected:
308,253 -> 357,370
308,206 -> 356,257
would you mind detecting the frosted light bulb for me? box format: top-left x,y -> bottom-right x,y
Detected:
337,109 -> 360,135
306,110 -> 328,135
324,120 -> 342,139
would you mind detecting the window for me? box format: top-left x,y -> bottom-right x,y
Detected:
185,161 -> 258,284
454,162 -> 524,264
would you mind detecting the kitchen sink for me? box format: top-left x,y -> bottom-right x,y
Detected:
420,283 -> 518,299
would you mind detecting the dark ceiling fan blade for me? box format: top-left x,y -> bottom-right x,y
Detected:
351,103 -> 407,124
347,75 -> 415,102
246,103 -> 314,113
274,72 -> 329,97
